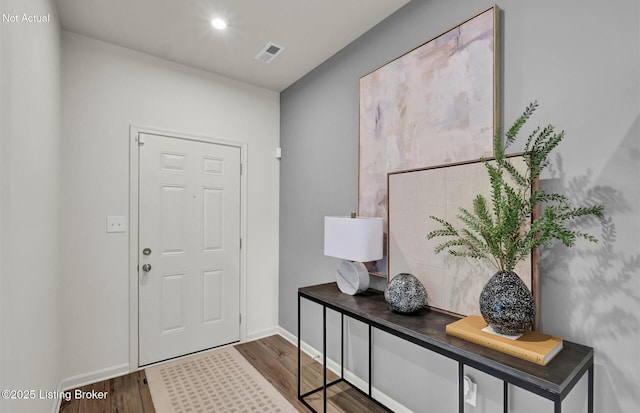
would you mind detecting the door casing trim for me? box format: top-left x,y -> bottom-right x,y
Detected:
128,124 -> 248,371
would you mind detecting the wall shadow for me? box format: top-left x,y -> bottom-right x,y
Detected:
538,115 -> 640,411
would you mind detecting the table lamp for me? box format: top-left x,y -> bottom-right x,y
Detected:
324,215 -> 383,295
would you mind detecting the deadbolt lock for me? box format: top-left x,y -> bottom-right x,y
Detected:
142,248 -> 152,256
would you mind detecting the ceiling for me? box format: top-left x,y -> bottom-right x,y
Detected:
55,0 -> 411,91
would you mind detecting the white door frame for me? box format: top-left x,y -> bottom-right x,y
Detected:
128,124 -> 248,371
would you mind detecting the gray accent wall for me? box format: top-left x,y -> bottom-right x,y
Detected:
280,0 -> 639,412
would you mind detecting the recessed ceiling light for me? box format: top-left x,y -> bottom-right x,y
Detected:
211,18 -> 227,30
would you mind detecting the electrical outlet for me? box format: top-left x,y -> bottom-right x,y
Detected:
107,216 -> 127,233
464,375 -> 477,407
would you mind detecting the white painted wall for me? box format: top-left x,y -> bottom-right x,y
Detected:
60,32 -> 280,385
0,0 -> 62,412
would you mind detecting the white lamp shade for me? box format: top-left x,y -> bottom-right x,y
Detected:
324,216 -> 383,262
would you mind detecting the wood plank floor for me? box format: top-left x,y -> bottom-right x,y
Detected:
59,370 -> 154,413
59,334 -> 387,412
236,335 -> 388,413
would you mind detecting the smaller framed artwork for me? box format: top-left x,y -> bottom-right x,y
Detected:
387,154 -> 538,319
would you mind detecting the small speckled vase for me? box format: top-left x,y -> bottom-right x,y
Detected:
384,273 -> 427,314
479,271 -> 536,335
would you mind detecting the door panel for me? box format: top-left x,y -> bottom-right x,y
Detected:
160,185 -> 186,254
160,273 -> 186,333
138,133 -> 241,366
203,270 -> 223,323
203,187 -> 223,251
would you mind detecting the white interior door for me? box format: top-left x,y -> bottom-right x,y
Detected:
138,132 -> 241,366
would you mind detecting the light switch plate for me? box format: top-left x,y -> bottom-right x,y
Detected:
107,216 -> 127,233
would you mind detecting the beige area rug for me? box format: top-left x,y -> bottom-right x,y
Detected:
145,346 -> 298,413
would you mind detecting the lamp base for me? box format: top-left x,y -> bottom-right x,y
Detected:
336,260 -> 370,295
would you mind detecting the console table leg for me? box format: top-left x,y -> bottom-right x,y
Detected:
503,381 -> 508,413
368,324 -> 373,397
297,294 -> 301,402
588,364 -> 594,413
458,363 -> 464,413
341,314 -> 344,379
323,305 -> 327,413
554,400 -> 561,413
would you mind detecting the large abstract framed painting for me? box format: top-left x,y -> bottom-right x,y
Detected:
387,155 -> 538,318
359,6 -> 499,276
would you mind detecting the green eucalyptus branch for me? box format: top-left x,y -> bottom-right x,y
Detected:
426,101 -> 604,273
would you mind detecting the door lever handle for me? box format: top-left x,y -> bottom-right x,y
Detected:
142,264 -> 152,272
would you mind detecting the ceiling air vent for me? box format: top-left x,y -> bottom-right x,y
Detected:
255,42 -> 285,63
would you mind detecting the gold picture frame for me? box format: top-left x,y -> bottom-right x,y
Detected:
358,6 -> 500,276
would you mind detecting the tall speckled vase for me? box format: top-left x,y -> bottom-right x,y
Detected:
479,271 -> 535,335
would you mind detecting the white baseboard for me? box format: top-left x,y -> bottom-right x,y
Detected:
50,388 -> 62,413
60,363 -> 130,392
50,363 -> 129,413
57,326 -> 277,394
276,327 -> 411,413
277,326 -> 296,344
246,326 -> 280,342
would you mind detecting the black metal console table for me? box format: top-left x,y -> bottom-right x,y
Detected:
297,283 -> 593,413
